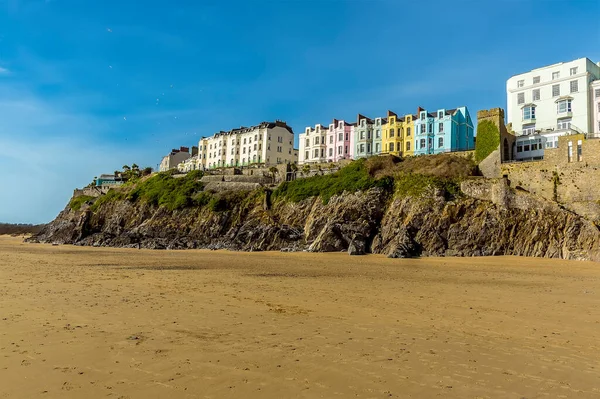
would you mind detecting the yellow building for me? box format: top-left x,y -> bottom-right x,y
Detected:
402,113 -> 415,156
382,110 -> 416,157
382,110 -> 403,156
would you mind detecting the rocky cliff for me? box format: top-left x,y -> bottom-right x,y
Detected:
30,176 -> 600,261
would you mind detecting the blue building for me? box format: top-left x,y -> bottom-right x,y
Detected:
413,106 -> 474,156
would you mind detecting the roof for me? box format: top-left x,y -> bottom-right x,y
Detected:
211,120 -> 294,137
507,57 -> 598,79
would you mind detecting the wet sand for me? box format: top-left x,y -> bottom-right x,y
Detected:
1,235 -> 599,398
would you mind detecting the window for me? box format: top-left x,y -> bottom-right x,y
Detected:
420,124 -> 425,133
438,137 -> 444,147
243,147 -> 246,154
321,137 -> 325,144
517,145 -> 523,153
598,103 -> 600,113
375,143 -> 380,152
367,144 -> 371,152
249,137 -> 252,143
532,89 -> 540,101
305,139 -> 309,147
314,137 -> 318,145
428,138 -> 433,148
305,151 -> 308,160
320,149 -> 324,157
428,124 -> 433,133
243,138 -> 247,144
570,80 -> 578,93
577,140 -> 582,161
420,112 -> 425,120
517,93 -> 525,104
522,125 -> 535,135
389,142 -> 394,152
419,138 -> 425,149
360,144 -> 365,153
328,148 -> 333,156
338,133 -> 343,141
524,144 -> 530,152
438,111 -> 444,118
523,106 -> 536,120
314,149 -> 318,157
345,146 -> 348,154
552,84 -> 560,97
517,80 -> 524,88
570,67 -> 578,76
337,146 -> 342,155
376,130 -> 381,138
254,144 -> 257,150
345,133 -> 349,140
557,119 -> 571,130
552,71 -> 560,80
389,128 -> 395,137
568,141 -> 572,163
596,89 -> 600,98
367,131 -> 371,139
557,99 -> 572,114
531,142 -> 538,151
360,131 -> 365,140
407,127 -> 411,136
406,141 -> 410,151
533,76 -> 540,84
329,136 -> 333,144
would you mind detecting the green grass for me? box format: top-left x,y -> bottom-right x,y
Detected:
272,159 -> 393,204
89,189 -> 125,212
394,173 -> 461,200
69,195 -> 95,211
126,170 -> 204,210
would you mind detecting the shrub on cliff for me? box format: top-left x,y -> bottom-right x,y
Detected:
273,159 -> 392,204
69,195 -> 95,211
394,173 -> 461,200
475,120 -> 500,163
126,170 -> 204,210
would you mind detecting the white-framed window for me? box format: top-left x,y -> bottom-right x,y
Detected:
596,89 -> 600,98
314,149 -> 318,157
420,124 -> 425,133
337,146 -> 342,155
552,71 -> 560,80
406,141 -> 410,151
557,119 -> 571,130
438,137 -> 444,147
406,127 -> 411,136
329,136 -> 333,144
570,67 -> 578,76
532,89 -> 540,101
344,146 -> 348,154
533,76 -> 540,84
360,131 -> 365,140
570,80 -> 578,93
517,80 -> 524,88
367,144 -> 371,152
376,130 -> 381,138
389,128 -> 395,138
552,84 -> 560,97
360,144 -> 365,153
517,92 -> 525,104
523,106 -> 536,120
305,138 -> 309,147
305,151 -> 308,160
428,124 -> 433,133
438,111 -> 444,118
597,102 -> 600,113
328,148 -> 333,156
338,133 -> 343,141
375,143 -> 380,152
439,123 -> 444,132
522,124 -> 535,135
419,138 -> 425,148
389,142 -> 394,152
557,99 -> 572,114
420,112 -> 425,120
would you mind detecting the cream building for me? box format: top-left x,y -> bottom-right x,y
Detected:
298,124 -> 328,164
197,121 -> 296,169
159,147 -> 191,172
592,80 -> 600,134
507,57 -> 600,160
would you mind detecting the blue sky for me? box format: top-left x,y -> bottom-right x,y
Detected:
0,0 -> 598,224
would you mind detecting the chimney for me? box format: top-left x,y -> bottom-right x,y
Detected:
191,146 -> 198,156
417,106 -> 424,114
387,110 -> 397,118
180,146 -> 189,153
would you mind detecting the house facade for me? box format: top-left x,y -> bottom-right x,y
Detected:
298,124 -> 328,164
507,57 -> 600,138
353,114 -> 374,159
197,121 -> 296,169
326,119 -> 355,162
159,147 -> 191,172
412,107 -> 474,156
592,80 -> 600,134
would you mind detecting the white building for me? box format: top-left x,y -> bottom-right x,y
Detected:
592,80 -> 600,134
507,57 -> 600,160
197,121 -> 296,169
159,147 -> 191,172
177,155 -> 200,173
298,124 -> 328,164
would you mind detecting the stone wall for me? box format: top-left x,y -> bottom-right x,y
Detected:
73,186 -> 109,198
501,136 -> 600,221
476,108 -> 517,177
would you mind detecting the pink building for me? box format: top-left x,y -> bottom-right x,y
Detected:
326,119 -> 355,162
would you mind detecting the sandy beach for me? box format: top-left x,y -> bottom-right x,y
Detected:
1,235 -> 599,398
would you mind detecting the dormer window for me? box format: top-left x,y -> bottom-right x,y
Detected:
420,112 -> 425,120
438,111 -> 444,118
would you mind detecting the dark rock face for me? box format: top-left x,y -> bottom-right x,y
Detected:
29,182 -> 600,261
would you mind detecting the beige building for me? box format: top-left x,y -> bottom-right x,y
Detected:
298,124 -> 328,164
197,121 -> 297,169
159,147 -> 191,172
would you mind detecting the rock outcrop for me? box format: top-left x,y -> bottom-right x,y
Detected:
30,178 -> 600,261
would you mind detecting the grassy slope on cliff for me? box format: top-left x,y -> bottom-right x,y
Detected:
273,154 -> 476,203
